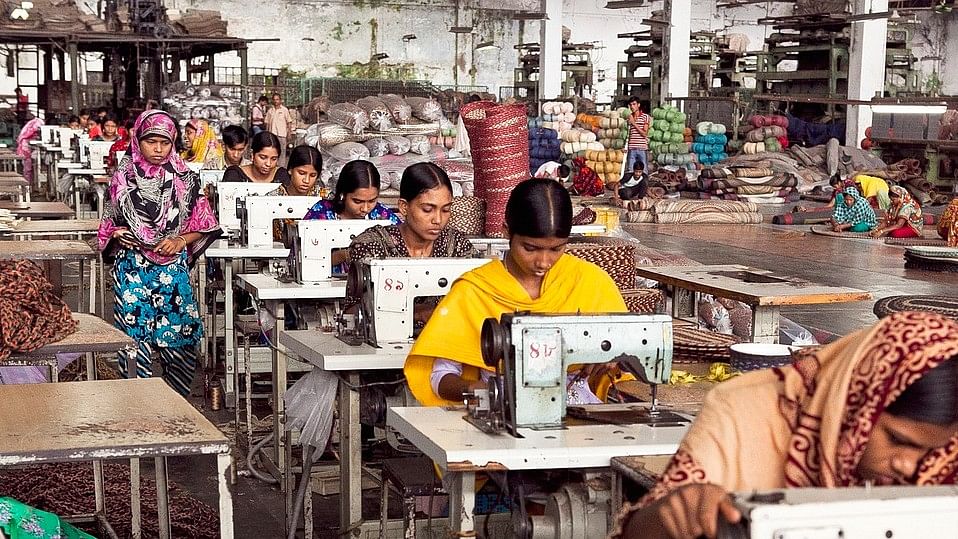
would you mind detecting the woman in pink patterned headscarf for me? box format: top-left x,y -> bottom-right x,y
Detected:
15,116 -> 42,184
97,109 -> 220,396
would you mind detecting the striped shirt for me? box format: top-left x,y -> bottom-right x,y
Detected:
627,112 -> 651,150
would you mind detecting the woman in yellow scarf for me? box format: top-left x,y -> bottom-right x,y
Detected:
181,119 -> 225,169
405,178 -> 628,406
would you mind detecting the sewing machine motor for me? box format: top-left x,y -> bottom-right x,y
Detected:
468,313 -> 679,436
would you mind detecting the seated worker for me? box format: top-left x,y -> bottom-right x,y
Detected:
939,197 -> 958,247
830,187 -> 877,233
67,115 -> 81,130
304,159 -> 401,274
221,124 -> 249,167
853,173 -> 891,210
617,160 -> 649,202
181,119 -> 224,170
222,131 -> 289,184
404,178 -> 628,406
93,115 -> 120,142
611,311 -> 958,539
348,162 -> 475,260
267,145 -> 323,245
534,160 -> 571,182
869,185 -> 924,239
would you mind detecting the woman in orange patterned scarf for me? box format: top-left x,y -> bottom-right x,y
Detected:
611,311 -> 958,539
937,197 -> 958,247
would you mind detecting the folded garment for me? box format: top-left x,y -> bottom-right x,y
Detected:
653,199 -> 760,215
699,167 -> 735,180
655,212 -> 764,224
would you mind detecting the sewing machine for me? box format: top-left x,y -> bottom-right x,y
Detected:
211,182 -> 277,237
236,195 -> 321,248
78,140 -> 114,170
40,125 -> 58,146
718,486 -> 958,538
286,219 -> 389,283
466,313 -> 679,436
56,127 -> 75,153
338,257 -> 489,347
200,169 -> 224,187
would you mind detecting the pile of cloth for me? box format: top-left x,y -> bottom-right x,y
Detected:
647,168 -> 686,198
737,115 -> 789,154
683,165 -> 799,203
648,199 -> 763,224
0,260 -> 77,361
528,127 -> 561,174
168,9 -> 230,37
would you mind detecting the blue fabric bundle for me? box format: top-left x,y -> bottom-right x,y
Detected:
693,132 -> 729,166
528,117 -> 544,130
528,127 -> 561,173
786,114 -> 846,146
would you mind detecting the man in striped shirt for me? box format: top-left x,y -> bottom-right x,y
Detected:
626,96 -> 651,175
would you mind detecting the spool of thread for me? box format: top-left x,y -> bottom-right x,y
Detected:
209,377 -> 223,411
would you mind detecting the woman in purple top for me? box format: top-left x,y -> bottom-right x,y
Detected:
97,109 -> 221,395
304,159 -> 400,273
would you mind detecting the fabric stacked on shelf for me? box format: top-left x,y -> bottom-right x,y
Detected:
649,105 -> 693,169
528,127 -> 562,174
741,115 -> 789,154
692,122 -> 728,166
651,199 -> 763,224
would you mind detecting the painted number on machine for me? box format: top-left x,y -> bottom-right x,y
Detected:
377,269 -> 410,313
523,328 -> 563,387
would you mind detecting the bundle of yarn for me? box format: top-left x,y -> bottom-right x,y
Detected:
528,127 -> 562,174
691,122 -> 729,166
743,117 -> 788,154
649,105 -> 694,169
597,108 -> 629,150
585,149 -> 625,185
540,101 -> 575,134
427,125 -> 457,150
560,128 -> 604,159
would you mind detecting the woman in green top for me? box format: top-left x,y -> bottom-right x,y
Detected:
0,497 -> 94,538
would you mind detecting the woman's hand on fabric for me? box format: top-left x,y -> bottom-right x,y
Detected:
112,228 -> 140,249
154,236 -> 187,257
869,228 -> 884,238
654,483 -> 741,538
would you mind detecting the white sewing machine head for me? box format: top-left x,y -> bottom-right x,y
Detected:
340,257 -> 489,347
286,219 -> 390,283
719,486 -> 958,538
200,169 -> 224,187
236,195 -> 321,248
470,313 -> 675,436
56,127 -> 76,153
40,125 -> 58,145
79,140 -> 114,170
211,182 -> 277,237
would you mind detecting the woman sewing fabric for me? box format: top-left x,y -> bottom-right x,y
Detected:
404,178 -> 628,406
181,118 -> 224,170
97,109 -> 220,396
869,185 -> 924,239
303,159 -> 401,274
830,186 -> 877,233
348,162 -> 474,261
221,131 -> 289,184
611,311 -> 958,539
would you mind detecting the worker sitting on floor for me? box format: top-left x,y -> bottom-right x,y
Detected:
870,185 -> 924,239
831,187 -> 877,233
610,311 -> 958,539
853,173 -> 892,210
404,178 -> 630,406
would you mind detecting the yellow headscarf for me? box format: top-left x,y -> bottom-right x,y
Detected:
404,253 -> 628,406
182,119 -> 224,169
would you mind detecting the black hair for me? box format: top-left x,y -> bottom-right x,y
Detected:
286,145 -> 322,175
67,115 -> 80,124
221,124 -> 249,148
102,114 -> 117,125
505,178 -> 573,238
829,174 -> 842,188
633,160 -> 645,171
87,117 -> 100,126
558,164 -> 571,178
271,92 -> 281,99
886,358 -> 958,425
627,96 -> 641,106
250,131 -> 282,154
333,160 -> 381,213
14,87 -> 21,94
257,94 -> 268,103
96,107 -> 108,115
467,94 -> 481,103
399,162 -> 452,202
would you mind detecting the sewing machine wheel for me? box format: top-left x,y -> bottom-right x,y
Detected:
481,318 -> 509,367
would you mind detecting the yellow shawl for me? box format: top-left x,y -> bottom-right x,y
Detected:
405,253 -> 627,406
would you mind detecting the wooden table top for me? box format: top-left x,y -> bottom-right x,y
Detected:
5,219 -> 100,235
10,313 -> 133,357
0,239 -> 95,260
0,176 -> 28,187
0,201 -> 74,219
634,264 -> 873,307
0,378 -> 228,465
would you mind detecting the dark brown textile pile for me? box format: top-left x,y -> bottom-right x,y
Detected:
0,462 -> 219,538
0,260 -> 77,361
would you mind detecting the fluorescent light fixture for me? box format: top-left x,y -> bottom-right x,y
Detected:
871,104 -> 947,114
475,40 -> 498,50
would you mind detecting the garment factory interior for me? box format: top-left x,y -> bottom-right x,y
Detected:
2,0 -> 958,537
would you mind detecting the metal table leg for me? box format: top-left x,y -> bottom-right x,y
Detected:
217,453 -> 235,539
339,372 -> 362,532
197,255 -> 208,366
447,471 -> 477,535
130,458 -> 141,539
89,257 -> 97,316
224,259 -> 237,408
156,456 -> 171,539
751,305 -> 781,344
269,299 -> 289,492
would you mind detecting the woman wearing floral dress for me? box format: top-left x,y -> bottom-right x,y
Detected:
97,110 -> 220,396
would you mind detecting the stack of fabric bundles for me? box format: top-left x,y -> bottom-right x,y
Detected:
528,127 -> 562,174
428,125 -> 457,150
687,165 -> 799,203
651,199 -> 763,224
597,109 -> 629,151
541,101 -> 575,135
649,105 -> 694,170
691,122 -> 728,166
560,128 -> 603,160
585,149 -> 625,186
742,115 -> 789,154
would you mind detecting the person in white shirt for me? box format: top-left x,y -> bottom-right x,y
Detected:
614,160 -> 649,204
265,93 -> 294,164
534,161 -> 571,182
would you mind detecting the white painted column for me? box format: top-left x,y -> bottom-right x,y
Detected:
539,0 -> 563,100
846,0 -> 888,147
661,0 -> 691,103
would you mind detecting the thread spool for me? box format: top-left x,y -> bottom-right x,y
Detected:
209,377 -> 223,411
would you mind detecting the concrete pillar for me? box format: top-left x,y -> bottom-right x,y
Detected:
660,0 -> 691,104
846,0 -> 888,147
539,0 -> 562,100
